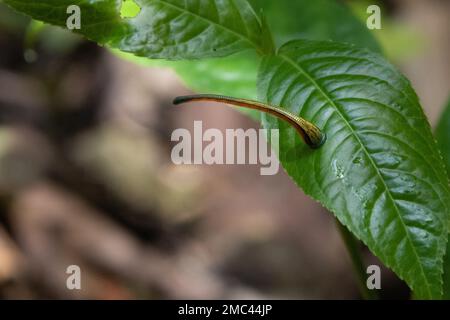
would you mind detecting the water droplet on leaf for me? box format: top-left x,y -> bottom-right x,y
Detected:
332,160 -> 345,179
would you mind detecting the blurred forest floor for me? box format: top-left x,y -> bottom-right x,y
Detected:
0,0 -> 449,299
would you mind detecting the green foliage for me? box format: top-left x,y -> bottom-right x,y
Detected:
249,0 -> 381,52
437,97 -> 450,299
258,40 -> 450,299
436,98 -> 450,178
347,0 -> 425,62
4,0 -> 269,58
116,0 -> 381,101
116,50 -> 259,100
444,239 -> 450,299
3,0 -> 450,299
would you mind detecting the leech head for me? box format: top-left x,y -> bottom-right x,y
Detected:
292,114 -> 327,149
173,94 -> 326,149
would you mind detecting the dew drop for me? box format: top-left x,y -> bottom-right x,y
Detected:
384,153 -> 402,167
392,103 -> 402,110
400,176 -> 416,188
332,160 -> 345,179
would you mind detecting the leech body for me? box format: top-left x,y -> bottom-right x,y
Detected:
173,94 -> 326,149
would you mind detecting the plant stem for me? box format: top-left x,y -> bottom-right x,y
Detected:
336,220 -> 378,300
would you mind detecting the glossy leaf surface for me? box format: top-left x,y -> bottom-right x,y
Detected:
258,40 -> 450,299
3,0 -> 265,59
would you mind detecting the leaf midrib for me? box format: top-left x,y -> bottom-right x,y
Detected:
278,53 -> 434,298
150,0 -> 262,53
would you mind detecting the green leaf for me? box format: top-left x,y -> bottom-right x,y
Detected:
248,0 -> 382,53
444,239 -> 450,299
437,97 -> 450,299
116,49 -> 261,120
2,0 -> 267,114
257,40 -> 450,299
116,50 -> 259,100
347,0 -> 424,62
3,0 -> 266,59
437,98 -> 450,177
116,0 -> 382,111
3,0 -> 383,102
3,0 -> 381,112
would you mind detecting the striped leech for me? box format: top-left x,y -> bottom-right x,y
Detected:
173,94 -> 326,149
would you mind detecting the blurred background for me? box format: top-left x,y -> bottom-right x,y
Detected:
0,0 -> 449,299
